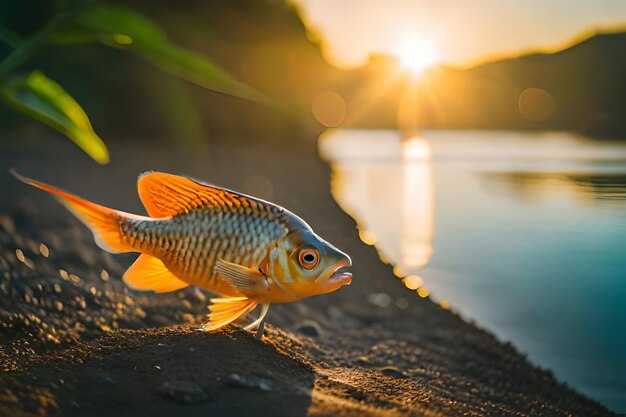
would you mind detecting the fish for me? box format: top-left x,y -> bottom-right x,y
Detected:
11,170 -> 352,338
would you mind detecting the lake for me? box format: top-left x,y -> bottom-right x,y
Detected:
319,129 -> 626,413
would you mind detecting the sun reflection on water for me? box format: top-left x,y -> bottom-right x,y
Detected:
319,129 -> 434,294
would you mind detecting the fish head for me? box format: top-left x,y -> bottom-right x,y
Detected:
268,227 -> 352,299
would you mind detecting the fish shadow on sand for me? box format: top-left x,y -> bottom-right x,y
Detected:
0,326 -> 314,417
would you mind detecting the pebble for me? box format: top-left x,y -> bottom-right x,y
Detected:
295,320 -> 322,337
91,377 -> 115,385
193,289 -> 206,302
377,366 -> 407,379
356,355 -> 372,366
158,380 -> 209,404
39,243 -> 49,258
0,215 -> 16,234
226,373 -> 271,391
100,269 -> 110,282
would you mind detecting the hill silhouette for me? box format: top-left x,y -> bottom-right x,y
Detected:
336,31 -> 626,137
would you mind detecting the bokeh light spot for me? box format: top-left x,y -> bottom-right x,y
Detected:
417,287 -> 430,298
311,91 -> 346,127
519,87 -> 555,122
392,265 -> 404,278
368,292 -> 391,308
403,275 -> 423,290
359,229 -> 377,245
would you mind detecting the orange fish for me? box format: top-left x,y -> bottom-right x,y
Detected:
13,171 -> 352,338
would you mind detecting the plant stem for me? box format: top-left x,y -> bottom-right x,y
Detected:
0,13 -> 68,80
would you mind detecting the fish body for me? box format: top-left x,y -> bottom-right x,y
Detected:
13,171 -> 352,335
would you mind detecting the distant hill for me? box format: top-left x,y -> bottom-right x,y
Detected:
336,32 -> 626,137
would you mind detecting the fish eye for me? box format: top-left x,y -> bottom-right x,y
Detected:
298,248 -> 320,270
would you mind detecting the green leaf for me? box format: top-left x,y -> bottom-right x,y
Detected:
1,71 -> 109,164
71,3 -> 266,103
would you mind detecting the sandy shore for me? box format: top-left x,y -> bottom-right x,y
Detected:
0,132 -> 616,416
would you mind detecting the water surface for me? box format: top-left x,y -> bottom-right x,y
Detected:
319,129 -> 626,412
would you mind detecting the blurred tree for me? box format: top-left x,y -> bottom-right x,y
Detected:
0,0 -> 263,163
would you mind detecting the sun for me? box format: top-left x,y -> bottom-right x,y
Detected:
393,34 -> 437,74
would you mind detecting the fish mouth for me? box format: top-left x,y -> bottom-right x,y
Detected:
322,257 -> 353,287
327,269 -> 352,286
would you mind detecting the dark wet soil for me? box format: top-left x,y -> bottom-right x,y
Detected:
0,132 -> 617,416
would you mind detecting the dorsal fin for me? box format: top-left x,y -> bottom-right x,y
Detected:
136,172 -> 267,218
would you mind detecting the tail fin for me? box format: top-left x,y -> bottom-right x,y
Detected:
11,170 -> 139,253
202,297 -> 257,331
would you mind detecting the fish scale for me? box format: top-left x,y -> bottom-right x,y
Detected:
121,205 -> 287,286
122,199 -> 278,272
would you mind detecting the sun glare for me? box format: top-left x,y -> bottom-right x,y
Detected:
393,35 -> 436,74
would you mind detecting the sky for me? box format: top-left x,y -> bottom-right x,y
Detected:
292,0 -> 626,68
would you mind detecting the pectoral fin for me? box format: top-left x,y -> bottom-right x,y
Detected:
214,259 -> 269,296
